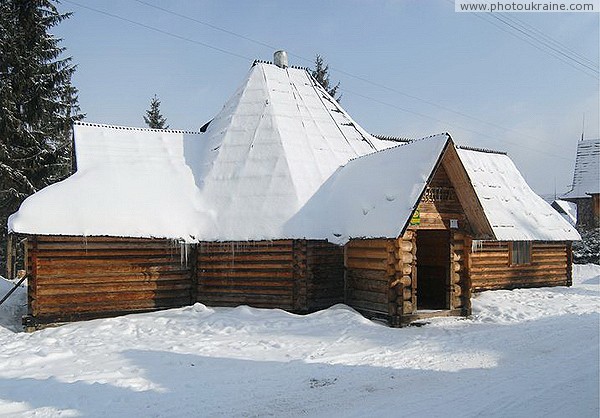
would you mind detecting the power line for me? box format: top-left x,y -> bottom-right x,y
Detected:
63,0 -> 252,62
341,88 -> 572,161
500,13 -> 598,69
447,0 -> 599,79
62,0 -> 578,161
489,13 -> 599,75
130,0 -> 577,153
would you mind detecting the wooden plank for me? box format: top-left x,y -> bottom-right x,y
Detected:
37,281 -> 191,296
36,289 -> 191,305
36,272 -> 190,284
346,299 -> 388,313
35,235 -> 168,243
36,256 -> 184,269
198,293 -> 293,304
36,249 -> 186,258
470,264 -> 568,274
344,249 -> 389,260
34,297 -> 190,314
346,278 -> 389,293
348,289 -> 388,304
472,277 -> 568,291
346,239 -> 392,250
198,286 -> 293,295
197,270 -> 293,279
198,277 -> 295,286
198,253 -> 294,262
346,257 -> 388,271
37,264 -> 189,277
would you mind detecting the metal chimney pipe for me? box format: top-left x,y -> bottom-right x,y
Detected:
274,50 -> 288,68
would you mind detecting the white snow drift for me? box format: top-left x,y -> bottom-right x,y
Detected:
0,265 -> 598,417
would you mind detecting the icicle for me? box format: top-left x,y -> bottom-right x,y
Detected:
471,240 -> 484,253
178,240 -> 190,268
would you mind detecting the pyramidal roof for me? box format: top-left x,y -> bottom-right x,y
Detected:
197,63 -> 393,236
8,62 -> 393,241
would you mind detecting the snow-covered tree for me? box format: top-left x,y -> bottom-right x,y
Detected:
143,95 -> 169,129
0,0 -> 82,275
312,55 -> 341,102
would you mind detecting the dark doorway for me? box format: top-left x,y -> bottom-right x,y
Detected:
416,230 -> 450,310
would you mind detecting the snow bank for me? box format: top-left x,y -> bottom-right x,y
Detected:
0,265 -> 597,417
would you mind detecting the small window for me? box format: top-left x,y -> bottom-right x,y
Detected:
510,241 -> 532,265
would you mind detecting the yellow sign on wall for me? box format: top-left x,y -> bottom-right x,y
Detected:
410,209 -> 420,225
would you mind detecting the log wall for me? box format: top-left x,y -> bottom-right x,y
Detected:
450,232 -> 471,313
345,238 -> 397,320
196,240 -> 344,312
469,241 -> 571,291
306,240 -> 345,310
345,229 -> 472,326
26,235 -> 193,324
197,240 -> 298,310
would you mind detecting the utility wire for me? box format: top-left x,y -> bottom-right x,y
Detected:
63,0 -> 252,62
473,12 -> 598,78
499,13 -> 598,69
489,13 -> 599,75
130,0 -> 572,150
63,0 -> 577,161
341,88 -> 572,161
446,0 -> 599,79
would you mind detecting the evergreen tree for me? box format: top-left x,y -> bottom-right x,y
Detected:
0,0 -> 82,275
143,95 -> 169,129
312,54 -> 341,102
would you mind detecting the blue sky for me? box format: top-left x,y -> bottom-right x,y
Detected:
54,0 -> 599,195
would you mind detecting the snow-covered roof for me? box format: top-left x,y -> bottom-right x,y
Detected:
7,60 -> 580,243
8,62 -> 393,241
562,138 -> 600,199
551,199 -> 577,226
8,124 -> 212,239
458,148 -> 581,241
194,62 -> 393,239
284,134 -> 450,244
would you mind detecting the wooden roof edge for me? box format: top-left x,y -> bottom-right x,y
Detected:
396,136 -> 455,239
251,59 -> 310,72
372,134 -> 414,143
456,144 -> 507,155
73,121 -> 203,135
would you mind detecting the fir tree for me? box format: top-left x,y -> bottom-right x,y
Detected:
0,0 -> 83,275
143,95 -> 169,129
312,54 -> 341,102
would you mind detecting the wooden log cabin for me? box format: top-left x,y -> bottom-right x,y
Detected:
20,236 -> 342,326
290,133 -> 579,326
6,57 -> 580,328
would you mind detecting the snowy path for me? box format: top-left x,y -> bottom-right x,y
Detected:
0,265 -> 598,417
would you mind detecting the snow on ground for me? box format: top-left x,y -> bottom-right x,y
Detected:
0,265 -> 598,417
